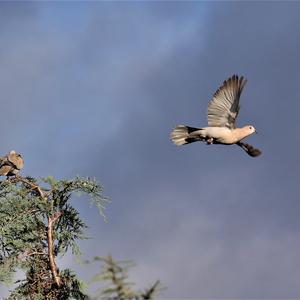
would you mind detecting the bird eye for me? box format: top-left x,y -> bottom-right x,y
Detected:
249,126 -> 252,130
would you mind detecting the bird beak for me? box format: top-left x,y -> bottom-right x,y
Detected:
255,130 -> 258,134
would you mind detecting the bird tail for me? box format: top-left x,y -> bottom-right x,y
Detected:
170,125 -> 203,145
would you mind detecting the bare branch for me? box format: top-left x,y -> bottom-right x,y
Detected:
47,211 -> 63,287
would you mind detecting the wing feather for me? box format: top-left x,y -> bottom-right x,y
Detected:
207,75 -> 247,128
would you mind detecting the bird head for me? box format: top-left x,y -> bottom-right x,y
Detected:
244,125 -> 257,135
7,151 -> 24,170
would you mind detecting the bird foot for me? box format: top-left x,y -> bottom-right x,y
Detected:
206,138 -> 214,145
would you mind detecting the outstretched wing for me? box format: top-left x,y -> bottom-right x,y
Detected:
207,75 -> 247,128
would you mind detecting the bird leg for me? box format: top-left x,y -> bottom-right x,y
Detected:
206,137 -> 214,145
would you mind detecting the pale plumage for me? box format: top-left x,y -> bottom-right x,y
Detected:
170,75 -> 261,157
0,150 -> 24,176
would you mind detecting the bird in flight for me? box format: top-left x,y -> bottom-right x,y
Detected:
170,75 -> 261,157
0,150 -> 24,177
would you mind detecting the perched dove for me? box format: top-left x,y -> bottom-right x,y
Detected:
0,150 -> 24,176
170,75 -> 261,157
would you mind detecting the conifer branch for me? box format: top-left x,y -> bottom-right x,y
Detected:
142,280 -> 161,299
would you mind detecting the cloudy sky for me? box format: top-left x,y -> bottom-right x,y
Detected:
1,1 -> 300,299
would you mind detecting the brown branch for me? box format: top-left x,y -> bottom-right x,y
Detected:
47,211 -> 63,287
12,175 -> 47,198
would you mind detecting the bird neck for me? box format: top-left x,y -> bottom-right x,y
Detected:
233,127 -> 252,141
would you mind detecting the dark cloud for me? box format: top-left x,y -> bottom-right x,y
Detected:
1,2 -> 300,298
82,3 -> 300,297
0,2 -> 37,25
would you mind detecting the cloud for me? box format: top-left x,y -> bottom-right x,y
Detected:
131,217 -> 300,298
1,2 -> 300,298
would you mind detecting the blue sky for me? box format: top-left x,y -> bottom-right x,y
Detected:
1,2 -> 300,299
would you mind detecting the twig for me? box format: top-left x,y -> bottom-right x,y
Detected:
142,280 -> 161,299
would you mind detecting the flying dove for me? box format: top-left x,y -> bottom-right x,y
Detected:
170,75 -> 261,157
0,150 -> 24,176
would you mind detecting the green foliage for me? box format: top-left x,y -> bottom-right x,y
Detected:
0,175 -> 162,299
0,176 -> 109,299
87,255 -> 163,300
6,265 -> 88,300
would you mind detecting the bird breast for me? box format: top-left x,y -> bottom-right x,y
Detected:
201,127 -> 243,144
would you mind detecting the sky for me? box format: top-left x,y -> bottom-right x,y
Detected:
1,1 -> 300,299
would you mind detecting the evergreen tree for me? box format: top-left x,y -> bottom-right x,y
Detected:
0,175 -> 108,299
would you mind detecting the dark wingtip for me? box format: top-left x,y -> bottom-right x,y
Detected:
248,148 -> 262,157
237,142 -> 262,157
